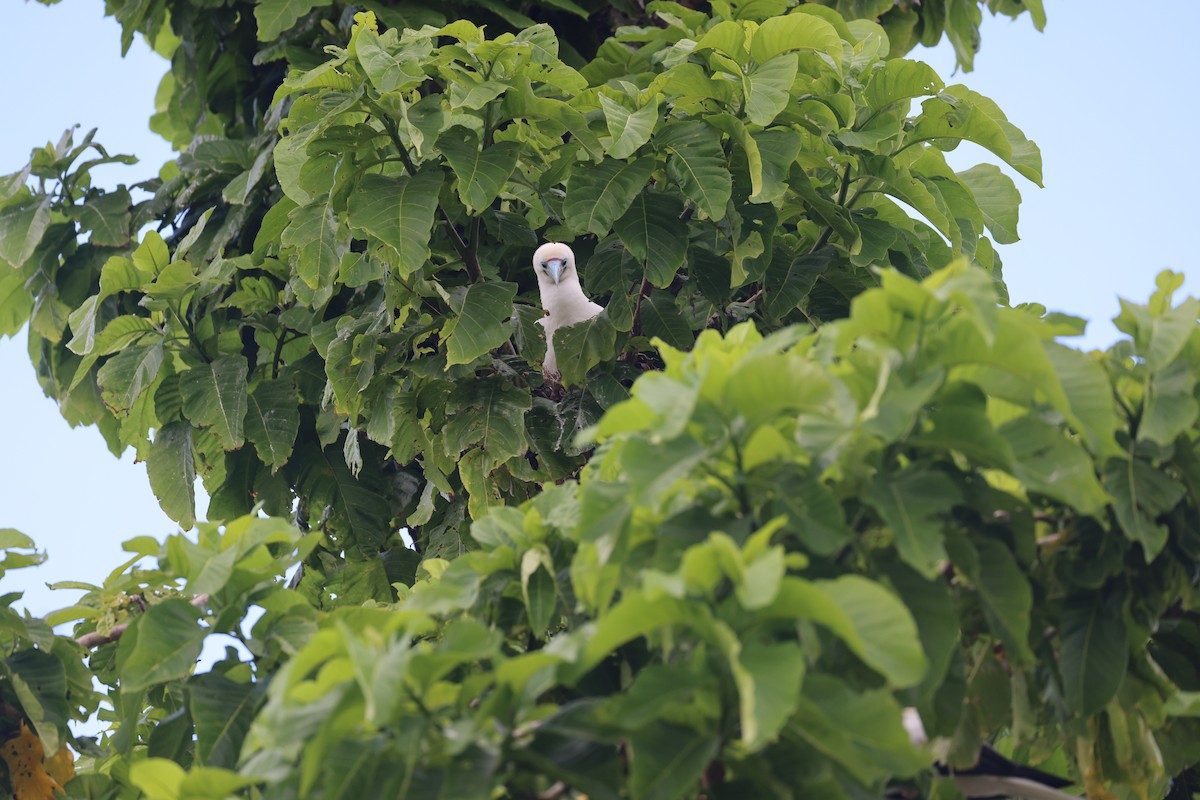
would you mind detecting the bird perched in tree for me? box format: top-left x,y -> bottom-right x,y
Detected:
532,242 -> 602,380
900,708 -> 1078,800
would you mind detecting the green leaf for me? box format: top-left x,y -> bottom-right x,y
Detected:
189,672 -> 261,768
0,269 -> 33,337
750,11 -> 843,64
600,94 -> 660,159
439,127 -> 520,214
77,187 -> 132,247
743,53 -> 799,126
293,438 -> 390,549
1059,592 -> 1128,715
563,157 -> 655,237
614,192 -> 687,287
1001,414 -> 1109,518
945,532 -> 1034,663
1139,359 -> 1200,446
640,292 -> 692,350
867,467 -> 959,578
443,379 -> 532,470
255,0 -> 333,41
181,355 -> 248,450
147,421 -> 197,529
863,58 -> 944,112
628,722 -> 719,800
0,197 -> 51,269
348,167 -> 443,276
657,121 -> 732,221
738,641 -> 806,750
244,378 -> 301,472
722,350 -> 832,428
764,249 -> 834,318
751,128 -> 803,203
4,649 -> 68,754
911,86 -> 1043,186
282,202 -> 343,291
443,281 -> 517,366
117,599 -> 207,693
1103,456 -> 1186,561
956,164 -> 1020,244
790,676 -> 927,784
521,549 -> 557,636
98,340 -> 165,413
555,312 -> 618,388
1045,342 -> 1121,458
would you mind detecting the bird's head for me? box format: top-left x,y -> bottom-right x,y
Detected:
533,242 -> 576,287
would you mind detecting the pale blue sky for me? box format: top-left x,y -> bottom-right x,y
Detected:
1,2 -> 1197,615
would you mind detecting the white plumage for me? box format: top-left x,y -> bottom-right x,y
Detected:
902,708 -> 1079,800
532,242 -> 603,380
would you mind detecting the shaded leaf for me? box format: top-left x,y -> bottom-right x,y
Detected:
147,422 -> 197,528
348,167 -> 442,276
244,379 -> 301,472
181,355 -> 249,450
116,599 -> 207,694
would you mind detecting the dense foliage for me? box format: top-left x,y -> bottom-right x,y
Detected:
3,0 -> 1044,560
4,0 -> 1200,798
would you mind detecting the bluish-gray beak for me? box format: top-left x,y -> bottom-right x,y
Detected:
545,258 -> 565,285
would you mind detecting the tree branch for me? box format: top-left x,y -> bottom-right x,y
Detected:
75,594 -> 210,648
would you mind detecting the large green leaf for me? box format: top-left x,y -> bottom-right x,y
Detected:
0,196 -> 51,269
4,650 -> 69,754
98,340 -> 165,413
1059,592 -> 1128,715
613,192 -> 687,287
628,722 -> 719,800
443,281 -> 517,366
866,467 -> 959,578
945,532 -> 1034,663
743,53 -> 799,127
765,577 -> 927,688
181,355 -> 248,450
189,672 -> 262,768
255,0 -> 333,41
293,437 -> 391,549
1001,414 -> 1109,518
116,599 -> 208,694
148,422 -> 197,528
443,379 -> 532,470
77,188 -> 132,247
600,94 -> 660,159
911,86 -> 1043,186
439,127 -> 520,213
554,312 -> 618,388
563,157 -> 655,237
737,641 -> 806,750
657,121 -> 732,221
750,12 -> 843,64
244,379 -> 301,472
348,168 -> 443,276
863,58 -> 943,112
790,676 -> 928,785
0,269 -> 33,337
957,164 -> 1020,244
1103,456 -> 1186,561
1139,358 -> 1200,446
282,201 -> 343,292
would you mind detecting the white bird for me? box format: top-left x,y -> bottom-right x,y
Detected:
532,242 -> 603,380
902,708 -> 1079,800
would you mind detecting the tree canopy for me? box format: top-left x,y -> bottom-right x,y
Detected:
3,1 -> 1200,799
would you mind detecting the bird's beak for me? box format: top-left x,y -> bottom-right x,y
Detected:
545,258 -> 565,285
